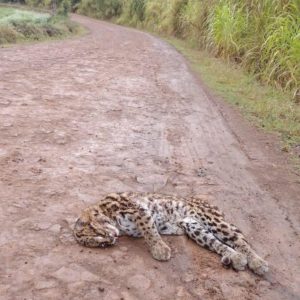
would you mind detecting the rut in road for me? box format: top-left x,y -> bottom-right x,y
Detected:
0,14 -> 299,300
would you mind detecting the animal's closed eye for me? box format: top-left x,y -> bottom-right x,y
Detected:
75,219 -> 86,228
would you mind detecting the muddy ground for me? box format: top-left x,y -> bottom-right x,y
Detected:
0,14 -> 299,300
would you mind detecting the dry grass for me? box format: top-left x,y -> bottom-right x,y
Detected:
0,6 -> 81,45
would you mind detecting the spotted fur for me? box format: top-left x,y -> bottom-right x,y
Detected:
73,192 -> 268,275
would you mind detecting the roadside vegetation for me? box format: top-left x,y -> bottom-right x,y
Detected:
74,0 -> 300,152
75,0 -> 300,95
0,5 -> 81,45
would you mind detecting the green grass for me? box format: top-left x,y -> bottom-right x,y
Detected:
0,7 -> 49,23
77,0 -> 300,93
0,7 -> 14,18
166,37 -> 300,153
0,6 -> 82,45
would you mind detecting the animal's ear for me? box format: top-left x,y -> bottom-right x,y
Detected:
89,210 -> 111,224
90,221 -> 107,235
74,213 -> 94,230
74,218 -> 86,229
80,208 -> 94,223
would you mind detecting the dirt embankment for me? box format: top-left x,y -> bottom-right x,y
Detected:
0,14 -> 299,300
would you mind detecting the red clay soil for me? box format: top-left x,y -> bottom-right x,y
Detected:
0,14 -> 299,300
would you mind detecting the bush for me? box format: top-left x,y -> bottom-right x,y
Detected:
0,24 -> 18,43
142,1 -> 167,31
0,7 -> 80,44
58,0 -> 71,16
13,20 -> 44,39
78,0 -> 122,19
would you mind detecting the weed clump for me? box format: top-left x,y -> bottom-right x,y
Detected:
0,7 -> 80,44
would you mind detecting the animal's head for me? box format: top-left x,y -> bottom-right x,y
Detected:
74,210 -> 119,247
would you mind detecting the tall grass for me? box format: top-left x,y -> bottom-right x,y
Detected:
207,2 -> 247,59
118,0 -> 145,26
77,0 -> 300,95
0,8 -> 49,24
180,1 -> 211,47
258,3 -> 300,90
142,1 -> 168,32
77,0 -> 122,19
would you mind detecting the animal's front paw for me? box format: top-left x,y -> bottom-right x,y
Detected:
248,256 -> 269,275
222,252 -> 247,271
94,235 -> 117,247
150,240 -> 171,261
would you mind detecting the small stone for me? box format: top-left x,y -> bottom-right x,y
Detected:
219,282 -> 231,298
204,280 -> 215,290
81,270 -> 100,282
127,274 -> 151,290
98,287 -> 105,292
52,264 -> 99,283
203,280 -> 221,295
64,217 -> 76,228
35,279 -> 57,290
103,291 -> 120,300
49,224 -> 61,233
0,149 -> 7,157
38,157 -> 47,163
37,222 -> 52,230
67,281 -> 85,292
182,271 -> 195,283
193,286 -> 208,298
120,246 -> 128,252
0,284 -> 10,294
258,280 -> 271,289
0,99 -> 11,106
197,167 -> 207,177
111,250 -> 124,260
176,286 -> 193,299
136,174 -> 167,188
59,232 -> 75,244
53,266 -> 79,283
121,290 -> 139,300
238,271 -> 256,287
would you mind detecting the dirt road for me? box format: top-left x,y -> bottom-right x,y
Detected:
0,14 -> 299,300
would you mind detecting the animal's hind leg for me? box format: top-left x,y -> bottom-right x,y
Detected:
212,221 -> 268,275
186,202 -> 268,275
180,217 -> 247,271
